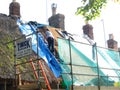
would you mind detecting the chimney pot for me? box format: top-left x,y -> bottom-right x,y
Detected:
109,33 -> 114,39
107,34 -> 118,51
51,3 -> 57,16
13,0 -> 16,2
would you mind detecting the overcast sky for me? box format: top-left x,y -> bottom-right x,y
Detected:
1,0 -> 120,47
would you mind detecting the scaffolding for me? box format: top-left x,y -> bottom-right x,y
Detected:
58,37 -> 120,90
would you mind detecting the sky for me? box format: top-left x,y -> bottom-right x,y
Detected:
1,0 -> 120,48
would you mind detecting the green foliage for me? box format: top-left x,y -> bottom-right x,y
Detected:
76,0 -> 107,21
114,82 -> 120,87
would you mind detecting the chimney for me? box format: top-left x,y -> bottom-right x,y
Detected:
107,34 -> 118,51
48,3 -> 65,30
13,0 -> 16,2
9,0 -> 21,19
83,24 -> 94,40
51,3 -> 57,16
48,14 -> 65,30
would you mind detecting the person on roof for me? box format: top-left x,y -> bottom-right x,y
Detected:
44,27 -> 55,54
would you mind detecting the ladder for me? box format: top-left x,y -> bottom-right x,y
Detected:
29,59 -> 51,90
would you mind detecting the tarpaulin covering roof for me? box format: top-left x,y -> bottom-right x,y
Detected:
17,19 -> 62,78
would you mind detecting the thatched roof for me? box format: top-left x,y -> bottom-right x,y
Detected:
0,13 -> 21,79
0,14 -> 58,88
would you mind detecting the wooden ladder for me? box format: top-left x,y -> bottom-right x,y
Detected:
29,59 -> 51,90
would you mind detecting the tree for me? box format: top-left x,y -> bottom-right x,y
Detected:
76,0 -> 120,21
75,0 -> 108,40
76,0 -> 107,22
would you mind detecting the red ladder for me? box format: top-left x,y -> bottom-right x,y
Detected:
29,59 -> 38,80
29,59 -> 51,90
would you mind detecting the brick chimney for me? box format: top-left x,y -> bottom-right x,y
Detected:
83,24 -> 94,40
9,0 -> 21,19
107,34 -> 118,51
48,3 -> 65,30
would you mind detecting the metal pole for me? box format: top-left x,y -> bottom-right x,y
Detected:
57,83 -> 59,90
36,32 -> 41,90
68,38 -> 73,90
94,43 -> 100,90
118,49 -> 120,83
4,79 -> 6,90
101,19 -> 107,48
46,0 -> 48,23
14,37 -> 17,90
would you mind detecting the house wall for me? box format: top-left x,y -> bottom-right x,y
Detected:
70,86 -> 120,90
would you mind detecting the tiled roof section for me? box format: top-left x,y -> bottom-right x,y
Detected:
48,26 -> 62,45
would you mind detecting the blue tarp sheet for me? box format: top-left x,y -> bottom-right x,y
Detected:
17,20 -> 62,78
